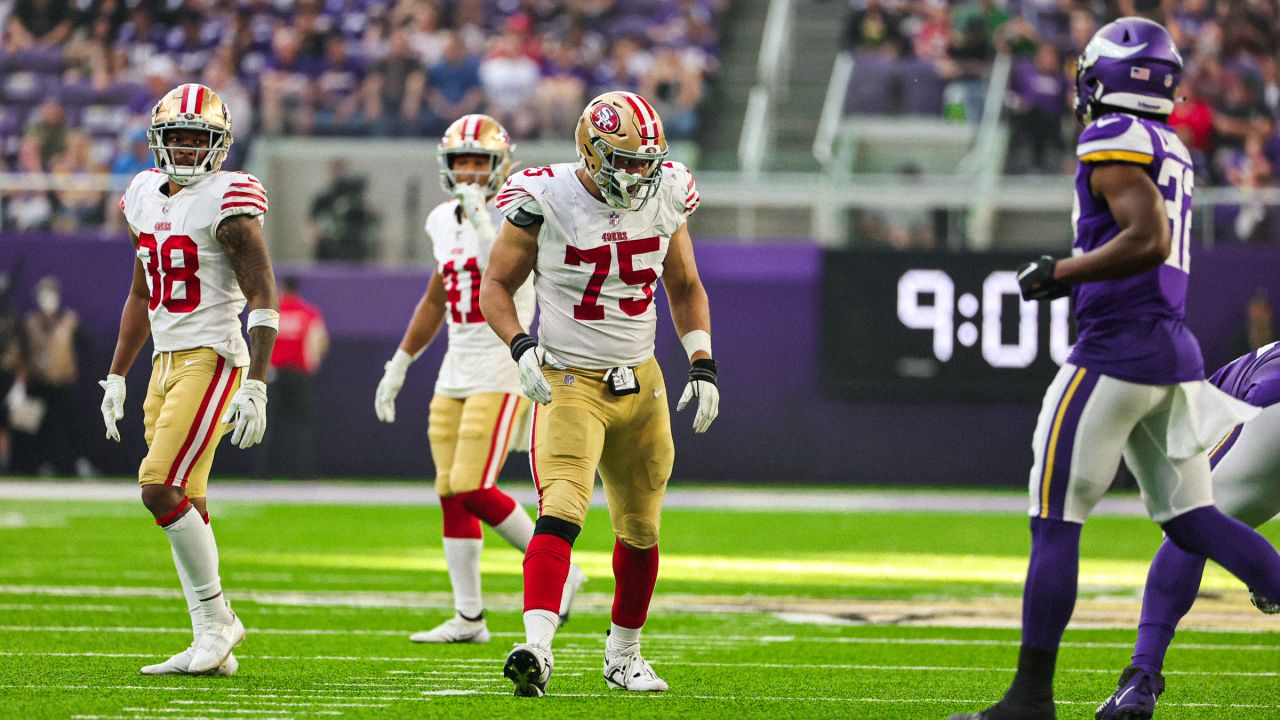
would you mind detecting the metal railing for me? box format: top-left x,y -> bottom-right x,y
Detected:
737,0 -> 794,176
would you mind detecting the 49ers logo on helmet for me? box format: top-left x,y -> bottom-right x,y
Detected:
590,104 -> 621,133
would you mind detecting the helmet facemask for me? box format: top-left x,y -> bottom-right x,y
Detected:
149,122 -> 231,185
439,148 -> 504,197
587,138 -> 667,212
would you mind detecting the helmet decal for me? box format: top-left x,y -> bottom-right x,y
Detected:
590,104 -> 621,134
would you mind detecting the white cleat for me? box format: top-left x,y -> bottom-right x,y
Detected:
409,614 -> 490,643
504,643 -> 554,697
604,646 -> 669,692
558,565 -> 588,627
187,613 -> 245,674
140,646 -> 238,676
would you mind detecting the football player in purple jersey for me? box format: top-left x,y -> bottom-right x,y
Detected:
951,18 -> 1280,720
1095,341 -> 1280,719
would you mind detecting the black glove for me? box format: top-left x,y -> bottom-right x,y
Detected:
1016,256 -> 1070,301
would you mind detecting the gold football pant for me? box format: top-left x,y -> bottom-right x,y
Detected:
429,392 -> 530,497
530,357 -> 675,549
140,349 -> 241,499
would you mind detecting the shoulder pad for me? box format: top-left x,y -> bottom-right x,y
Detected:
1077,114 -> 1154,165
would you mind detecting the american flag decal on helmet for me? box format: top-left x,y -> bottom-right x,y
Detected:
1130,66 -> 1151,80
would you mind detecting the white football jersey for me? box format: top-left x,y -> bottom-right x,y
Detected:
120,169 -> 269,367
494,161 -> 699,369
426,200 -> 535,398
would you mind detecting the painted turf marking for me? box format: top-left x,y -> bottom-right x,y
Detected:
13,685 -> 1277,710
1,626 -> 1274,652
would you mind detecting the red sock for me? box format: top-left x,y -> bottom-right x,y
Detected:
612,540 -> 659,628
440,495 -> 482,539
523,534 -> 572,613
456,486 -> 518,527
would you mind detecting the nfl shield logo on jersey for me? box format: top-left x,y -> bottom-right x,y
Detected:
609,212 -> 620,227
563,374 -> 576,385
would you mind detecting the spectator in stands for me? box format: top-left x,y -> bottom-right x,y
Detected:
1223,130 -> 1278,244
110,128 -> 152,181
260,27 -> 324,136
536,39 -> 591,137
479,33 -> 541,137
360,29 -> 427,137
6,0 -> 73,52
940,16 -> 996,122
128,55 -> 178,118
591,34 -> 651,95
164,10 -> 221,77
258,276 -> 328,479
1006,42 -> 1070,173
425,31 -> 485,136
50,131 -> 107,231
203,51 -> 255,155
16,276 -> 92,477
309,159 -> 379,262
1213,74 -> 1272,174
114,4 -> 167,71
7,138 -> 54,231
408,2 -> 449,65
24,100 -> 69,169
313,34 -> 368,136
640,46 -> 703,139
0,271 -> 22,472
910,0 -> 953,63
841,0 -> 906,57
1234,288 -> 1276,356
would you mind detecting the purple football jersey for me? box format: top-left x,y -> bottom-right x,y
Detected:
1209,341 -> 1280,408
1068,113 -> 1203,384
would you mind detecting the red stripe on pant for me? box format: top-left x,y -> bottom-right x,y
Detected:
523,534 -> 572,613
165,356 -> 227,487
457,486 -> 517,526
612,540 -> 659,628
440,495 -> 482,539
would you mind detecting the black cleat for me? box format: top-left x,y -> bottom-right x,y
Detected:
503,643 -> 553,697
1095,665 -> 1164,720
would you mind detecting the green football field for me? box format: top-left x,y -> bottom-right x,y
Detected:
1,486 -> 1277,719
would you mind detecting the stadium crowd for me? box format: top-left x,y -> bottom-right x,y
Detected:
840,0 -> 1280,242
0,0 -> 723,231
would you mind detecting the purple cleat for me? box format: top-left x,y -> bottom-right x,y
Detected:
1096,666 -> 1164,720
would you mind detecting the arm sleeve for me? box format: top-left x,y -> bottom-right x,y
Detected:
1076,116 -> 1155,166
219,173 -> 269,227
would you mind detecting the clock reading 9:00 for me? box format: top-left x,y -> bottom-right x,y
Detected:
896,269 -> 1073,369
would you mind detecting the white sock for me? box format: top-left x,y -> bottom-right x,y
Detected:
523,608 -> 559,648
443,537 -> 484,618
170,544 -> 202,640
608,622 -> 642,655
492,506 -> 535,552
163,510 -> 231,624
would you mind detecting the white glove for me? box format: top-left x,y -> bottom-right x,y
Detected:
375,349 -> 414,423
455,183 -> 495,236
676,359 -> 719,433
221,378 -> 268,449
98,374 -> 126,442
511,333 -> 565,406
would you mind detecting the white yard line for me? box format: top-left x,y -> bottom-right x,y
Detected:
0,479 -> 1151,515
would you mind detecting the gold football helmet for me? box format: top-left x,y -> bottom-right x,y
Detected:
575,91 -> 668,211
148,83 -> 233,185
438,114 -> 514,197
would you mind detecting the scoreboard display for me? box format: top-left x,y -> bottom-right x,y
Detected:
820,250 -> 1074,401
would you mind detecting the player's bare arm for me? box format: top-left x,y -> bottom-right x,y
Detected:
397,271 -> 448,356
662,222 -> 719,433
216,214 -> 279,382
480,218 -> 540,345
661,223 -> 711,361
1018,163 -> 1169,300
1055,164 -> 1170,283
108,230 -> 154,377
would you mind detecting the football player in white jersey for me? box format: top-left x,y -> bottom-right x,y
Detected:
98,84 -> 278,676
374,114 -> 585,643
481,91 -> 718,697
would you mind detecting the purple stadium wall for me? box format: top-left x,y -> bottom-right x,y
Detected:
4,232 -> 1277,486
